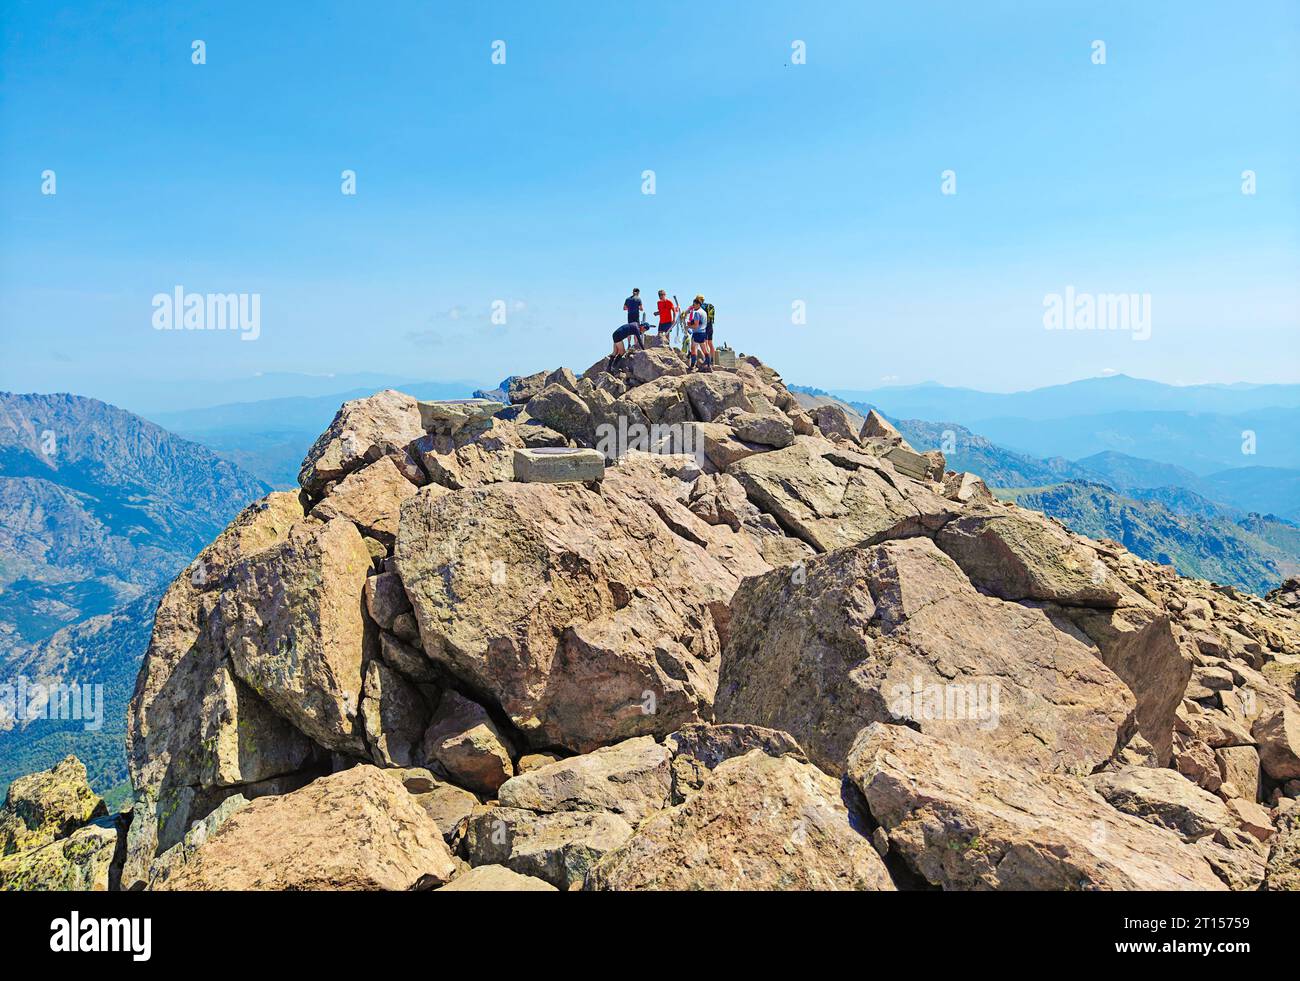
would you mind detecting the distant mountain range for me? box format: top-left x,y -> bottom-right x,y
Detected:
827,374 -> 1300,478
830,374 -> 1300,420
149,380 -> 485,488
887,418 -> 1300,595
0,392 -> 269,797
70,370 -> 489,416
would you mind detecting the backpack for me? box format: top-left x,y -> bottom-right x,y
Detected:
702,302 -> 715,326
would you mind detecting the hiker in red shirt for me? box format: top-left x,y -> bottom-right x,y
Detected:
655,290 -> 677,346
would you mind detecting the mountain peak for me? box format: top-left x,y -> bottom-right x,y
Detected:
16,346 -> 1281,894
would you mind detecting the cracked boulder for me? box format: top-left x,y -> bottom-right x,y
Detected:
587,750 -> 895,891
394,459 -> 767,752
663,723 -> 806,800
124,493 -> 320,886
729,437 -> 955,552
1059,604 -> 1191,765
310,455 -> 419,545
217,517 -> 374,756
361,660 -> 431,768
717,537 -> 1135,777
849,723 -> 1225,890
128,492 -> 308,797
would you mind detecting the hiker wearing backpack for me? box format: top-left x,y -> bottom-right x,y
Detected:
686,299 -> 711,372
654,290 -> 677,347
695,294 -> 716,365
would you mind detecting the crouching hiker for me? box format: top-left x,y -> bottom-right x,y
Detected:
609,320 -> 647,370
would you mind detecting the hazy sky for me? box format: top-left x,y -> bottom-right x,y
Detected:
2,0 -> 1297,407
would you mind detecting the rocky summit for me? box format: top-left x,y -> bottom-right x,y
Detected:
13,348 -> 1299,892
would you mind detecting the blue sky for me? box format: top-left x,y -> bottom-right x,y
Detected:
1,0 -> 1297,410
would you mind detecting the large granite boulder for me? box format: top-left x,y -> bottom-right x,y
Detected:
310,455 -> 419,545
123,494 -> 318,887
508,371 -> 550,405
1253,702 -> 1300,780
848,723 -> 1225,890
1060,604 -> 1191,765
128,492 -> 309,797
626,347 -> 687,384
524,384 -> 594,444
587,750 -> 895,891
622,376 -> 694,426
728,437 -> 955,552
809,403 -> 859,443
299,390 -> 425,497
682,372 -> 752,422
218,517 -> 374,755
420,690 -> 515,795
0,756 -> 105,855
158,766 -> 457,890
1087,766 -> 1236,841
0,825 -> 117,891
730,410 -> 794,449
859,409 -> 907,445
497,736 -> 672,825
394,461 -> 767,752
717,537 -> 1134,777
361,660 -> 431,768
935,503 -> 1123,607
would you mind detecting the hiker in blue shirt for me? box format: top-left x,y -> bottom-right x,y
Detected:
623,289 -> 644,324
608,319 -> 647,371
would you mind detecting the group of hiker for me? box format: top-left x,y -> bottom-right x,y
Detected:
610,288 -> 717,373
